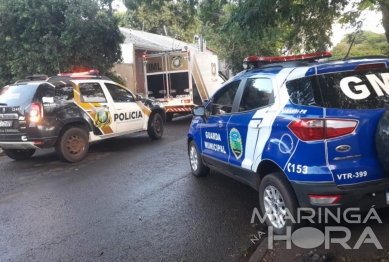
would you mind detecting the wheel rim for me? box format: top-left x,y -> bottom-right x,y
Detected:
154,117 -> 162,135
189,145 -> 198,171
66,134 -> 85,156
263,185 -> 286,229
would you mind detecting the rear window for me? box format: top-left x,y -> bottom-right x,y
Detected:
317,68 -> 389,109
0,84 -> 39,107
286,67 -> 389,109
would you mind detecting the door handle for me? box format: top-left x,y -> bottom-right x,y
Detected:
249,120 -> 263,129
218,120 -> 223,129
86,109 -> 93,113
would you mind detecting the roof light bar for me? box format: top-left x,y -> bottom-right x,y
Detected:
243,51 -> 332,69
57,69 -> 99,77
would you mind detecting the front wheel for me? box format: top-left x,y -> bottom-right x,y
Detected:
55,127 -> 89,163
4,149 -> 35,161
147,112 -> 164,139
259,172 -> 300,235
189,141 -> 209,177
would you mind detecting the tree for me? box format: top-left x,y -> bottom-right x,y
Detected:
331,31 -> 389,59
118,0 -> 199,43
199,0 -> 282,73
0,0 -> 124,86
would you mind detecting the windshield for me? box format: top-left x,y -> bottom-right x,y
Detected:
0,84 -> 39,107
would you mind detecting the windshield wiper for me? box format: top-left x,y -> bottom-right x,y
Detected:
0,103 -> 7,106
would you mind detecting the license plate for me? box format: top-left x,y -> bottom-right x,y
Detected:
0,120 -> 12,127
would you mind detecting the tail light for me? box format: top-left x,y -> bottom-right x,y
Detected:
30,103 -> 41,123
309,195 -> 342,205
288,119 -> 357,141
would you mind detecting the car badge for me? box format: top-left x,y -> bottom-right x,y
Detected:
336,145 -> 351,152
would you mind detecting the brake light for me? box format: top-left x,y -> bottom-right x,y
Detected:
309,195 -> 342,205
355,63 -> 386,71
243,51 -> 332,69
30,103 -> 41,123
288,119 -> 357,141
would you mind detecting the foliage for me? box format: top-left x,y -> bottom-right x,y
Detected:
0,0 -> 124,86
331,31 -> 389,59
199,1 -> 282,74
117,0 -> 199,43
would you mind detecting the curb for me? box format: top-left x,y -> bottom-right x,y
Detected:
249,237 -> 268,262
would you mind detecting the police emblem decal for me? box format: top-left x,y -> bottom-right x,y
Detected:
94,106 -> 112,129
171,56 -> 183,69
229,128 -> 243,159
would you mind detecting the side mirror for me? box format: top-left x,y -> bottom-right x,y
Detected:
135,94 -> 143,101
192,106 -> 205,116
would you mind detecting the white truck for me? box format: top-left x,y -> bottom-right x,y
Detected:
143,51 -> 226,121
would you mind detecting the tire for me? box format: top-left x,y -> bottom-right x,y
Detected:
376,110 -> 389,172
55,127 -> 89,163
189,140 -> 209,177
4,149 -> 35,161
147,112 -> 164,139
166,113 -> 174,122
259,172 -> 300,235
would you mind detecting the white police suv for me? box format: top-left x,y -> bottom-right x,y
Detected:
0,70 -> 165,163
187,52 -> 389,234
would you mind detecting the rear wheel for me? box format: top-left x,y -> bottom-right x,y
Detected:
4,149 -> 35,161
376,110 -> 389,172
147,112 -> 164,139
259,172 -> 300,235
189,140 -> 209,177
55,127 -> 89,163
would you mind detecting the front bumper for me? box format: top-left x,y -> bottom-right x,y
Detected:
291,179 -> 389,212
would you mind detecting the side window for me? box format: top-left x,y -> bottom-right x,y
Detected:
79,83 -> 107,103
105,83 -> 135,103
36,83 -> 55,102
55,84 -> 74,103
239,78 -> 273,112
209,81 -> 240,115
286,77 -> 317,106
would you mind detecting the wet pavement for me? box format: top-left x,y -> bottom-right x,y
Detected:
0,116 -> 262,262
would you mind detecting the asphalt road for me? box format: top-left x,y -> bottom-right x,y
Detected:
0,116 -> 262,262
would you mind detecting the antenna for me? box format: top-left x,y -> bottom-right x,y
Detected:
342,29 -> 361,61
163,25 -> 168,36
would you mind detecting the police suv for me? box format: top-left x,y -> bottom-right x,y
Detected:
187,52 -> 389,234
0,70 -> 165,162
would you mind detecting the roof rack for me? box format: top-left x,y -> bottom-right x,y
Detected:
243,51 -> 332,70
47,75 -> 112,82
14,74 -> 48,84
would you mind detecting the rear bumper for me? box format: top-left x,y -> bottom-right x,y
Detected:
0,142 -> 40,150
291,179 -> 389,212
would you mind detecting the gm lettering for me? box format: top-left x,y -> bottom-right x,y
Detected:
341,73 -> 389,99
114,111 -> 143,121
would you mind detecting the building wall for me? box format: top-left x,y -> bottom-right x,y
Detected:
112,63 -> 136,93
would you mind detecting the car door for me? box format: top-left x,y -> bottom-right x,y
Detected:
227,77 -> 275,185
104,83 -> 144,133
77,82 -> 116,135
199,80 -> 241,170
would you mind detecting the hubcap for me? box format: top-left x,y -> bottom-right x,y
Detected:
66,134 -> 84,156
263,185 -> 286,229
154,117 -> 162,134
189,145 -> 198,171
